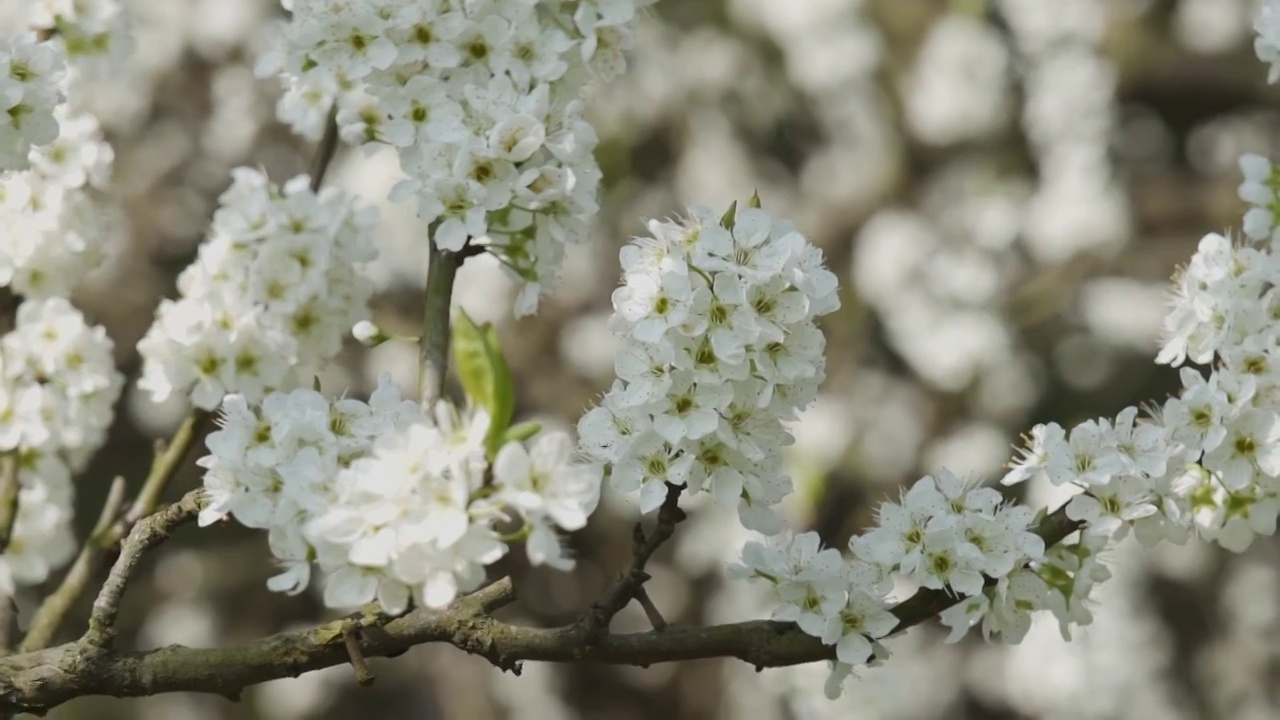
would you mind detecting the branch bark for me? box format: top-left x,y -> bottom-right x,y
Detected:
308,105 -> 340,192
82,491 -> 203,648
418,239 -> 460,410
580,482 -> 685,638
0,453 -> 19,556
0,504 -> 1081,714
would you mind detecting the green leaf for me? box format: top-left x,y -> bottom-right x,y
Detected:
503,420 -> 542,445
748,189 -> 762,209
450,310 -> 516,459
482,322 -> 515,451
719,200 -> 738,231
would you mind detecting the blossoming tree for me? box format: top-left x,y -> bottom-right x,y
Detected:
1,0 -> 1280,714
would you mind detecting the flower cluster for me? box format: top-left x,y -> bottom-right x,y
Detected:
0,297 -> 123,595
720,8 -> 1280,699
0,20 -> 129,601
0,32 -> 64,171
732,470 -> 1047,696
198,377 -> 600,612
0,105 -> 116,298
1238,153 -> 1280,246
1256,0 -> 1280,83
1001,225 -> 1280,553
25,0 -> 132,77
136,167 -> 379,411
257,0 -> 653,316
578,203 -> 840,533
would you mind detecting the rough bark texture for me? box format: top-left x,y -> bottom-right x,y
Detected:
0,505 -> 1080,715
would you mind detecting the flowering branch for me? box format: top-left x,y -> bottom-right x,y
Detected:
0,503 -> 1078,714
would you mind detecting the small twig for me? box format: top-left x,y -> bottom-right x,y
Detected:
18,477 -> 127,652
0,452 -> 19,555
308,104 -> 340,192
457,242 -> 489,261
342,626 -> 375,686
580,482 -> 686,640
124,411 -> 211,525
633,586 -> 667,632
82,491 -> 204,648
418,239 -> 460,411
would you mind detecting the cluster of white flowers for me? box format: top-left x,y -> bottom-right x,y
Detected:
717,2 -> 1280,700
0,16 -> 130,596
1256,0 -> 1280,82
0,32 -> 64,171
999,224 -> 1280,555
730,470 -> 1050,697
0,104 -> 116,298
0,297 -> 123,595
24,0 -> 132,78
257,0 -> 653,316
136,167 -> 379,411
198,376 -> 600,612
1238,152 -> 1280,246
578,203 -> 840,533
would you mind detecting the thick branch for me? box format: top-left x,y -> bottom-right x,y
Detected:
0,504 -> 1081,714
418,240 -> 460,410
82,491 -> 203,648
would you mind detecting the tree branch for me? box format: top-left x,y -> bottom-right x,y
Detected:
0,453 -> 19,556
82,491 -> 203,648
580,482 -> 686,638
308,105 -> 340,192
0,499 -> 1082,715
124,410 -> 211,526
418,239 -> 461,410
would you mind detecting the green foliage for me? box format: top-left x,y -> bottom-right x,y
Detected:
451,310 -> 515,458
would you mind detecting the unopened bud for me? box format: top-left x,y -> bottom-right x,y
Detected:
352,320 -> 389,347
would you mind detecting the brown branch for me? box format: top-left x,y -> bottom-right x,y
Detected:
124,410 -> 211,525
81,491 -> 203,648
308,104 -> 340,192
0,503 -> 1080,715
342,625 -> 376,687
418,239 -> 460,411
579,482 -> 686,639
634,587 -> 667,631
0,453 -> 19,556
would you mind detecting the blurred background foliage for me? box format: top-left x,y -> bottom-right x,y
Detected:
28,0 -> 1280,718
